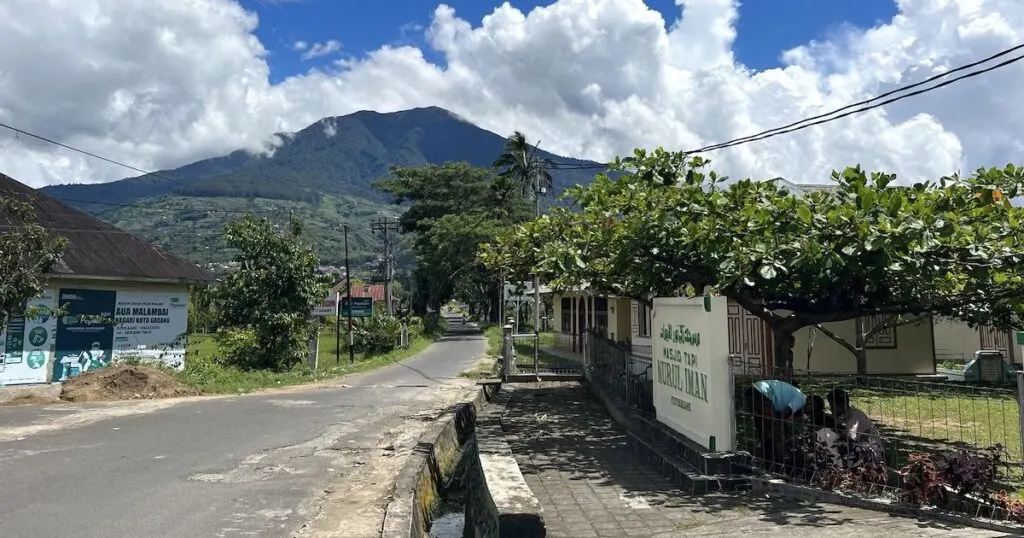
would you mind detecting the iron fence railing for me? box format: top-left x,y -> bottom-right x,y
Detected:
585,333 -> 654,417
731,356 -> 1024,524
507,332 -> 585,375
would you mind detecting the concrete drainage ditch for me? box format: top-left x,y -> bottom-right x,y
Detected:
380,384 -> 547,538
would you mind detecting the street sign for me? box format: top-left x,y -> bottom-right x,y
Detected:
1017,331 -> 1024,346
340,297 -> 374,318
312,292 -> 339,317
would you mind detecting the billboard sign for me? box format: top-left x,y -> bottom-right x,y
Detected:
340,297 -> 373,318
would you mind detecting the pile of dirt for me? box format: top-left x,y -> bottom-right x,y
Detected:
59,365 -> 201,402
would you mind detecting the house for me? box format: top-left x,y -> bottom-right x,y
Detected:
546,285 -> 1016,375
0,172 -> 216,386
329,282 -> 400,313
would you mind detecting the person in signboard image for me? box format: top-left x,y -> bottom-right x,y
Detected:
79,341 -> 109,372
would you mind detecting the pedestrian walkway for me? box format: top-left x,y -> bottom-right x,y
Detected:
500,383 -> 1008,538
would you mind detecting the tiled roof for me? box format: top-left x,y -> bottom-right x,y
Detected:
0,172 -> 217,284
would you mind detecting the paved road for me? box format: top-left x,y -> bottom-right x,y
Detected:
0,321 -> 486,538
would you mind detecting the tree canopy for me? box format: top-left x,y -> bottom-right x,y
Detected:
0,196 -> 66,325
483,148 -> 1024,369
375,162 -> 532,319
214,214 -> 330,370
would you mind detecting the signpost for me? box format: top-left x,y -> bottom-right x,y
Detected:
312,293 -> 339,317
307,333 -> 319,371
340,297 -> 374,318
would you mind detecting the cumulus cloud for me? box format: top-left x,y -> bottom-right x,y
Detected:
0,0 -> 1021,188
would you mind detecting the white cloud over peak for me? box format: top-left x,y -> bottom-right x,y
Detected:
0,0 -> 1021,188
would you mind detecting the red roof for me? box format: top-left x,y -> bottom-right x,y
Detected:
330,283 -> 392,302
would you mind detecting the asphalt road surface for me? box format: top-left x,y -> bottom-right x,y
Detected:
0,320 -> 487,538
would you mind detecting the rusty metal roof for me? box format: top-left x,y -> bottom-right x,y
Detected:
1,172 -> 217,285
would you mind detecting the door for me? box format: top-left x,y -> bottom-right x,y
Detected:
727,299 -> 773,373
980,326 -> 1015,362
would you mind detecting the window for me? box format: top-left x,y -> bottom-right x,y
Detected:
560,297 -> 572,332
862,315 -> 897,349
637,303 -> 651,337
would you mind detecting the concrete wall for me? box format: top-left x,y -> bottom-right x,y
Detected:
381,387 -> 491,538
47,278 -> 190,294
0,279 -> 194,387
932,317 -> 984,364
792,318 -> 936,375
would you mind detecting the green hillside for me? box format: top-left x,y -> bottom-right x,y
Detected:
92,194 -> 406,269
40,106 -> 606,268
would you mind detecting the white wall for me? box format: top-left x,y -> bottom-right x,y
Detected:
792,318 -> 936,375
652,296 -> 734,451
932,317 -> 983,364
0,279 -> 193,386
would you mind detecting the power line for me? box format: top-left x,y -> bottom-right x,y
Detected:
547,42 -> 1024,170
0,120 -> 195,190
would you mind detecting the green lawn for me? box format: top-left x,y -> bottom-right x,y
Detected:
180,330 -> 437,394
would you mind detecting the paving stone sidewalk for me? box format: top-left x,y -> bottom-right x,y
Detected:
500,383 -> 1011,538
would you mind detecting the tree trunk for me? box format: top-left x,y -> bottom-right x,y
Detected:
771,326 -> 796,377
855,348 -> 868,376
854,316 -> 868,375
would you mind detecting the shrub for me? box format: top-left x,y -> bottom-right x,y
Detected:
899,445 -> 1005,505
354,313 -> 402,355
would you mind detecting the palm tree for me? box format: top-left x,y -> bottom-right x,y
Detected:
493,131 -> 554,205
494,131 -> 553,335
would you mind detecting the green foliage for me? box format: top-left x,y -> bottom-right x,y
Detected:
354,312 -> 402,355
214,215 -> 331,371
93,194 -> 397,268
187,286 -> 218,332
0,196 -> 67,324
494,131 -> 554,199
486,148 -> 1024,368
376,162 -> 532,318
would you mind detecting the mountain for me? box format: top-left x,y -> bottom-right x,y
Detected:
38,106 -> 605,269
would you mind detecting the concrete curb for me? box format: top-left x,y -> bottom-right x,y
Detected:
751,478 -> 1024,535
471,386 -> 546,537
0,383 -> 61,404
381,385 -> 494,538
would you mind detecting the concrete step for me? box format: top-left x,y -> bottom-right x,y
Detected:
626,430 -> 752,495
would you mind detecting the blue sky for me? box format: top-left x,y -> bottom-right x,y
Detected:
241,0 -> 899,84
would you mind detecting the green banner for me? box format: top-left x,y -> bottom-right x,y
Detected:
4,316 -> 25,364
54,289 -> 116,382
340,297 -> 373,318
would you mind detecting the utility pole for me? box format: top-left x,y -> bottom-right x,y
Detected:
533,175 -> 541,333
344,224 -> 354,365
371,218 -> 401,316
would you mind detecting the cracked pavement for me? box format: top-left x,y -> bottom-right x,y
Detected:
0,323 -> 486,538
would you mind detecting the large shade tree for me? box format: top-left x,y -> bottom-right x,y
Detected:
375,162 -> 532,319
483,149 -> 1024,372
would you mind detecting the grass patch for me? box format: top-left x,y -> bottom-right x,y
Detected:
459,356 -> 499,380
484,325 -> 503,357
179,331 -> 438,394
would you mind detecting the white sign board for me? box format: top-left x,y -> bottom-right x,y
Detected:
652,296 -> 734,451
0,289 -> 58,385
312,292 -> 340,317
112,291 -> 190,371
